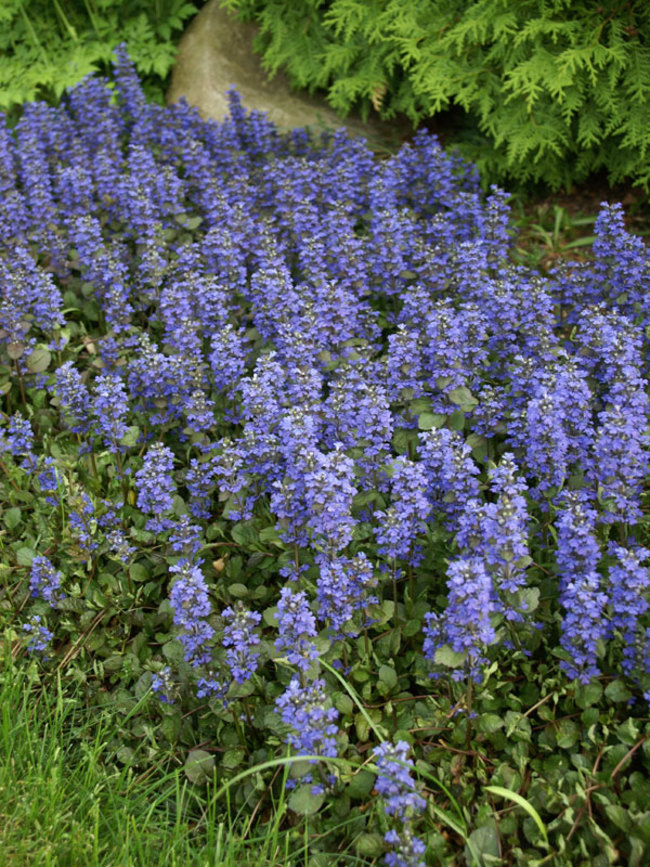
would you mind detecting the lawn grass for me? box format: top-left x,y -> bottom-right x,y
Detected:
0,649 -> 312,866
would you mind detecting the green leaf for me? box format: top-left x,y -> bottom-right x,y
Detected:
346,769 -> 375,800
184,749 -> 215,785
174,213 -> 203,230
3,507 -> 21,530
402,617 -> 421,637
616,717 -> 640,747
556,719 -> 578,749
130,561 -> 150,582
6,341 -> 24,360
335,693 -> 354,716
352,489 -> 383,509
57,597 -> 85,613
465,431 -> 488,460
604,804 -> 632,833
222,748 -> 246,770
26,347 -> 51,373
517,586 -> 540,613
605,679 -> 632,703
162,713 -> 181,743
103,655 -> 124,673
392,428 -> 419,455
162,640 -> 186,665
120,425 -> 141,448
478,714 -> 505,735
263,606 -> 278,627
115,746 -> 134,765
228,583 -> 249,599
575,681 -> 603,709
288,784 -> 325,816
377,664 -> 398,690
434,645 -> 467,669
448,410 -> 465,431
16,547 -> 35,566
231,521 -> 260,547
258,526 -> 283,546
228,679 -> 255,699
465,822 -> 500,864
418,411 -> 446,431
355,712 -> 370,742
448,386 -> 478,409
355,833 -> 385,857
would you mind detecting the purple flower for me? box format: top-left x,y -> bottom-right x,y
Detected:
608,544 -> 650,675
168,558 -> 214,666
274,587 -> 319,672
151,666 -> 176,704
386,326 -> 424,406
91,372 -> 130,451
455,454 -> 531,619
239,352 -> 286,432
418,428 -> 481,530
323,362 -> 393,485
375,739 -> 426,867
375,740 -> 426,819
37,457 -> 59,505
105,528 -> 136,563
169,515 -> 203,558
1,413 -> 33,456
591,203 -> 649,312
52,361 -> 91,434
424,557 -> 495,683
384,828 -> 426,867
209,323 -> 249,394
68,213 -> 134,332
316,553 -> 378,637
275,676 -> 338,759
22,615 -> 54,655
303,444 -> 358,554
135,443 -> 176,532
374,458 -> 430,564
222,602 -> 262,684
29,556 -> 64,607
1,413 -> 37,471
556,494 -> 608,683
68,491 -> 97,555
589,398 -> 649,525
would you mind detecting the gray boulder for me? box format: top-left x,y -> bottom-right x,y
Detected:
167,0 -> 408,149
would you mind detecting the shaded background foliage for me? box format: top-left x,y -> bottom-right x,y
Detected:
223,0 -> 650,191
0,0 -> 203,111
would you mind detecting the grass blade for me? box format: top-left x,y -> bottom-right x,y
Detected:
485,785 -> 549,846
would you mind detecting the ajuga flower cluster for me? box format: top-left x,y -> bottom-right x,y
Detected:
2,50 -> 650,865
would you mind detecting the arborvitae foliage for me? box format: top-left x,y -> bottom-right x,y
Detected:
0,0 -> 200,111
224,0 -> 650,190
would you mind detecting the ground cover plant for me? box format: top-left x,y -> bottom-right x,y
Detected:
2,50 -> 650,865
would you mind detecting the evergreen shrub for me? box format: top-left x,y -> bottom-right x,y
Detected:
224,0 -> 650,190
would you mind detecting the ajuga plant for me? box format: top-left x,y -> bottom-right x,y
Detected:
3,49 -> 650,864
223,0 -> 650,190
0,0 -> 201,112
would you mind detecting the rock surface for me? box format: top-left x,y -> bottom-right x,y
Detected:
167,0 -> 408,148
